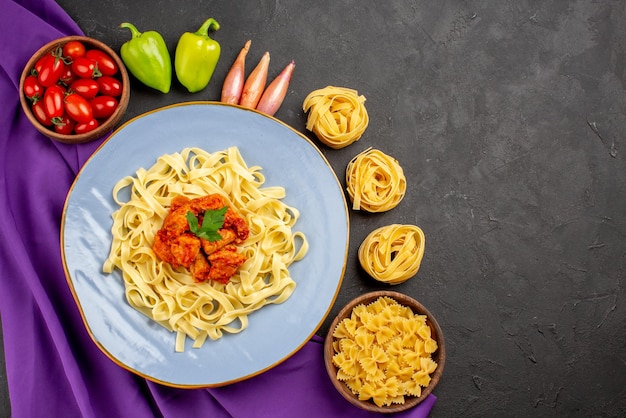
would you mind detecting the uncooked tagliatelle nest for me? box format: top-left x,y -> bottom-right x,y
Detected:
346,148 -> 406,212
358,224 -> 425,284
302,86 -> 369,149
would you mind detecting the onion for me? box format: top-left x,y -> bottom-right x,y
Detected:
221,40 -> 251,104
256,60 -> 295,116
239,51 -> 270,109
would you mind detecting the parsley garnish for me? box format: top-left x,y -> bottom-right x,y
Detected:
186,207 -> 228,242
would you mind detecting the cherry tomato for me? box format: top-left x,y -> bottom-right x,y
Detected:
71,57 -> 101,79
43,84 -> 66,120
37,52 -> 66,87
53,115 -> 76,135
32,100 -> 52,126
90,95 -> 118,119
34,53 -> 50,74
62,41 -> 86,61
97,76 -> 123,97
74,118 -> 99,134
70,78 -> 99,100
23,75 -> 44,102
64,93 -> 93,124
85,49 -> 118,76
59,65 -> 77,85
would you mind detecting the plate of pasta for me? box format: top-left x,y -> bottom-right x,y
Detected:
61,102 -> 349,387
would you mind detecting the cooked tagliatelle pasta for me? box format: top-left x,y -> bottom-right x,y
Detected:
302,86 -> 369,149
332,297 -> 438,407
103,146 -> 308,352
346,148 -> 406,212
358,224 -> 425,284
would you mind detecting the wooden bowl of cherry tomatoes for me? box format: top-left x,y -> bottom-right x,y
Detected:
19,35 -> 130,144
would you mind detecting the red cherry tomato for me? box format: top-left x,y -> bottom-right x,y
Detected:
23,75 -> 44,102
71,57 -> 101,79
53,115 -> 76,135
43,84 -> 65,120
32,100 -> 52,126
85,49 -> 118,76
34,54 -> 48,74
34,52 -> 57,74
89,95 -> 118,119
59,65 -> 77,85
64,92 -> 93,124
74,118 -> 99,134
97,76 -> 123,97
62,41 -> 86,61
70,78 -> 99,100
37,52 -> 66,87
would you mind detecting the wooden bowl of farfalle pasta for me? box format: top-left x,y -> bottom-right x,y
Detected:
324,291 -> 445,414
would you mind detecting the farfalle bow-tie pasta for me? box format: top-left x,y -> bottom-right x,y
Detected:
331,296 -> 439,407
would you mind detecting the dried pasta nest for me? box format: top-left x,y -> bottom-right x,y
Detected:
358,224 -> 425,285
302,86 -> 369,149
324,291 -> 445,414
346,148 -> 406,212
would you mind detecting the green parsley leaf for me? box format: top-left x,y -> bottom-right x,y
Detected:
186,206 -> 228,242
186,211 -> 199,231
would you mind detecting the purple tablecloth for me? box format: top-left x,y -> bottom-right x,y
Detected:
0,1 -> 436,416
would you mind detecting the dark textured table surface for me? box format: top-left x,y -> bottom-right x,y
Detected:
2,1 -> 626,416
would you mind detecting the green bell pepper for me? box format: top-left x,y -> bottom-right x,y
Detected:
119,22 -> 172,94
174,18 -> 221,93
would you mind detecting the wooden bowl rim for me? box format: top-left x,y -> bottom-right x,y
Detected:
19,35 -> 129,144
324,290 -> 446,414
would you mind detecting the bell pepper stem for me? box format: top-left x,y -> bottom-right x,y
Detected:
119,22 -> 143,39
194,18 -> 220,37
